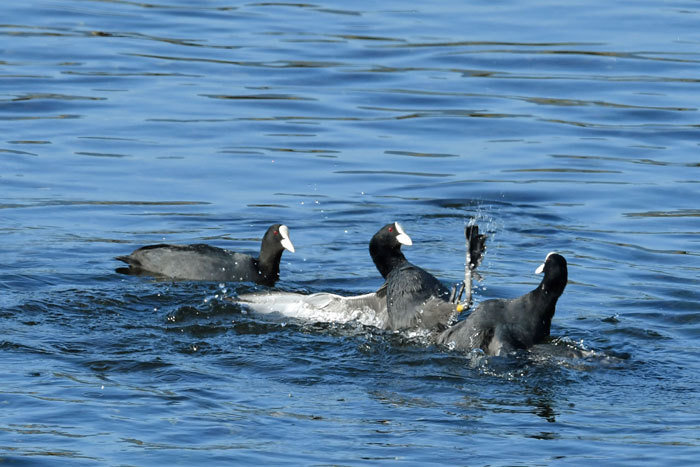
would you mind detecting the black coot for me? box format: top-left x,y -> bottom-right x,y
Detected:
115,224 -> 295,286
370,222 -> 485,332
437,252 -> 568,356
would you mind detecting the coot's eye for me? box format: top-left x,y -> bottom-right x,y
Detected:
388,227 -> 393,232
274,230 -> 278,235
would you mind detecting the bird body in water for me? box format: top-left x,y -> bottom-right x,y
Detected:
371,222 -> 486,332
437,252 -> 568,356
116,224 -> 294,287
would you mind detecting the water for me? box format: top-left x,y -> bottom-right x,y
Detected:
2,0 -> 699,464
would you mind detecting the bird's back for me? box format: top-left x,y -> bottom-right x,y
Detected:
385,262 -> 452,330
117,244 -> 258,282
438,290 -> 551,354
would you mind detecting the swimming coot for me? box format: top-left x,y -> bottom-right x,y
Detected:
115,224 -> 295,286
437,252 -> 568,356
371,222 -> 462,331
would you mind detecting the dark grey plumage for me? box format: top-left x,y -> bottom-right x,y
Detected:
437,252 -> 568,356
384,264 -> 455,331
369,223 -> 460,331
115,224 -> 294,286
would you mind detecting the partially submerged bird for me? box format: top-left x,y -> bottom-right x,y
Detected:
380,223 -> 486,332
237,221 -> 412,326
437,252 -> 568,356
115,224 -> 295,286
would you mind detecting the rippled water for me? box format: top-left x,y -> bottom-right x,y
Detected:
2,0 -> 699,464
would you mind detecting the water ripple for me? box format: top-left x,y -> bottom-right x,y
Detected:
2,0 -> 699,464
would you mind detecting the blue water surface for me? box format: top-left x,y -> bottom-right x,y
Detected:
1,0 -> 699,464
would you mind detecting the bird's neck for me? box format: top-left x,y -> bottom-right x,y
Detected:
370,244 -> 406,279
529,285 -> 561,341
257,248 -> 282,286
